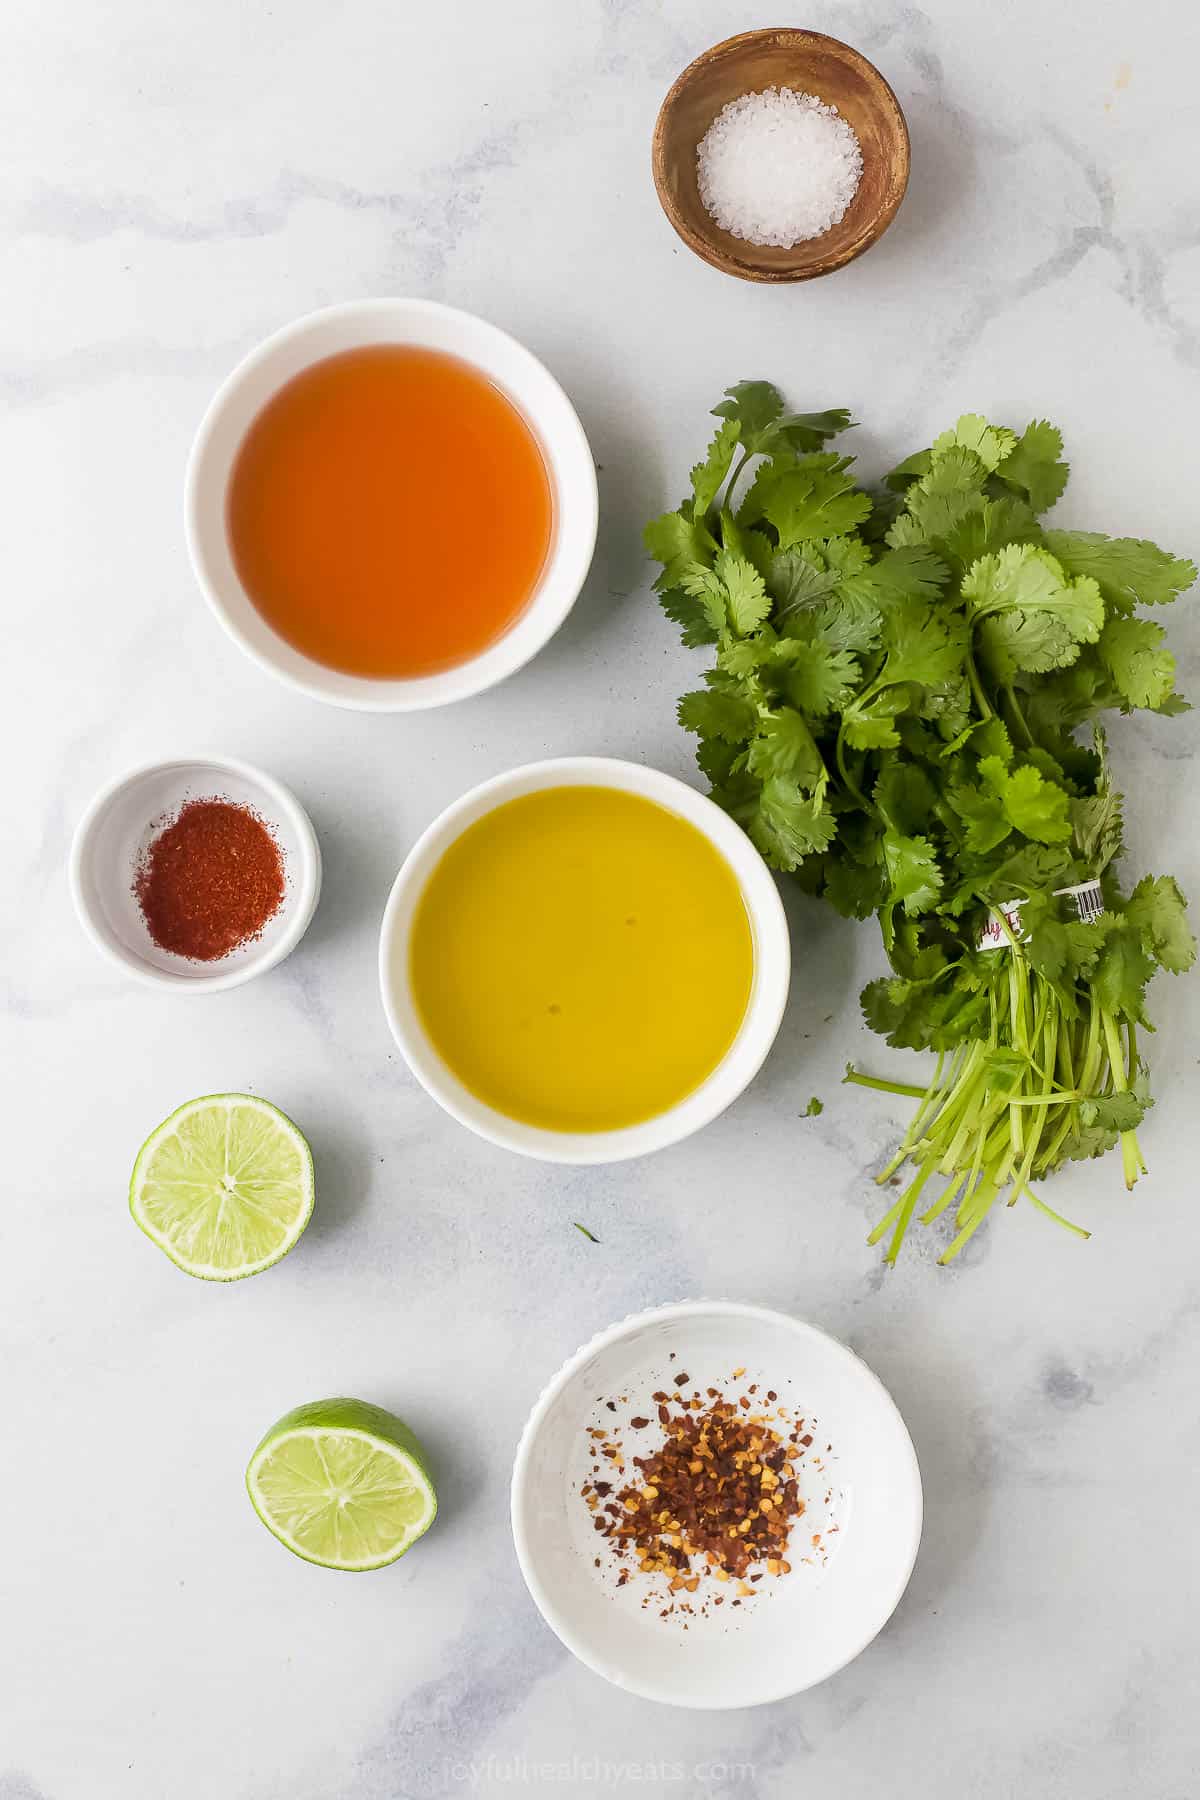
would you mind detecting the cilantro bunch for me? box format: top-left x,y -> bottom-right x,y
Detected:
646,382 -> 1197,1264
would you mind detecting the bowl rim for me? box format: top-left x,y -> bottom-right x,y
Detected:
510,1297 -> 924,1708
68,752 -> 323,992
183,297 -> 599,712
651,26 -> 911,283
377,756 -> 790,1164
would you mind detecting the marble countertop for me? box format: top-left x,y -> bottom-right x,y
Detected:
4,2 -> 1199,1796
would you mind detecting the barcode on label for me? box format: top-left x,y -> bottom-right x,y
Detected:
1054,878 -> 1104,922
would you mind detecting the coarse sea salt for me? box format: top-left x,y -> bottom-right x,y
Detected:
697,86 -> 863,248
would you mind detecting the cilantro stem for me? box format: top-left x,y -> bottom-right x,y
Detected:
920,1169 -> 968,1228
722,446 -> 754,515
939,1174 -> 1001,1263
868,1193 -> 905,1244
835,732 -> 868,810
1100,1007 -> 1142,1190
1023,1189 -> 1090,1239
843,1068 -> 927,1099
963,650 -> 993,721
884,1158 -> 936,1264
1002,683 -> 1035,747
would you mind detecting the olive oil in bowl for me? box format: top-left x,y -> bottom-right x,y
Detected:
408,786 -> 755,1133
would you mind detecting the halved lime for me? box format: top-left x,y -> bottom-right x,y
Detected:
129,1094 -> 314,1280
246,1399 -> 437,1569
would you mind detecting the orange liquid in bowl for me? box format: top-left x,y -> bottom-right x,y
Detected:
226,345 -> 554,678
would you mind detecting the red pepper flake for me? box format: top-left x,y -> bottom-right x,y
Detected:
629,1417 -> 650,1430
589,1393 -> 805,1587
133,797 -> 285,962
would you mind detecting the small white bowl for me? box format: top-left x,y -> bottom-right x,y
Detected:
378,757 -> 790,1164
511,1300 -> 922,1708
185,298 -> 599,712
69,755 -> 321,991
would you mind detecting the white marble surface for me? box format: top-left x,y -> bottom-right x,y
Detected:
4,1 -> 1199,1795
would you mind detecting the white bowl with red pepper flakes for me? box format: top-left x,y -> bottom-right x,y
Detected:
511,1300 -> 922,1707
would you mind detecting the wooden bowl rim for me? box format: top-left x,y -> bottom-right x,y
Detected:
651,26 -> 911,284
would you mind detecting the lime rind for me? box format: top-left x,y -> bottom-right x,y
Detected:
246,1400 -> 437,1571
129,1093 -> 315,1281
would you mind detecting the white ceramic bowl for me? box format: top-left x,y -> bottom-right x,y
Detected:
185,298 -> 598,711
69,755 -> 321,991
512,1300 -> 922,1708
378,757 -> 790,1164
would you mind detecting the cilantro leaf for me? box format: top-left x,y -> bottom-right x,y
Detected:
773,409 -> 856,452
754,455 -> 872,547
768,548 -> 841,613
1071,785 -> 1123,873
996,420 -> 1069,512
882,830 -> 942,914
677,685 -> 757,744
746,779 -> 837,870
971,717 -> 1014,763
1098,615 -> 1176,710
676,564 -> 729,636
644,506 -> 718,584
718,631 -> 774,679
1044,530 -> 1197,610
717,550 -> 771,636
874,763 -> 937,835
901,488 -> 987,546
978,756 -> 1073,844
820,536 -> 875,579
746,708 -> 824,789
772,627 -> 860,717
921,675 -> 972,739
658,585 -> 719,647
713,383 -> 855,458
964,544 -> 1104,676
918,444 -> 990,496
947,779 -> 1012,853
679,550 -> 770,637
884,448 -> 933,491
880,596 -> 966,688
842,688 -> 907,749
811,590 -> 884,657
710,381 -> 784,451
1092,924 -> 1156,1023
1080,1091 -> 1148,1133
939,496 -> 1043,571
933,414 -> 1018,472
868,543 -> 951,601
721,512 -> 775,580
824,855 -> 884,918
690,419 -> 741,516
1123,874 -> 1196,973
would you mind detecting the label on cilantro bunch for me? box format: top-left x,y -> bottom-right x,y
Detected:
977,900 -> 1027,951
977,879 -> 1105,951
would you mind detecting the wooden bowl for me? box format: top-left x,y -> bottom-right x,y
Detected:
652,28 -> 910,283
